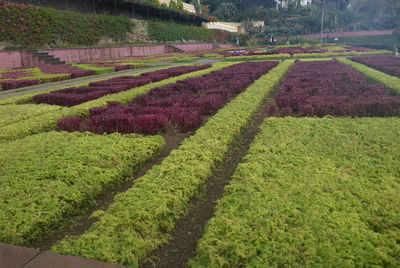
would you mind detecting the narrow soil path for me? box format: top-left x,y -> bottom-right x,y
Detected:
33,132 -> 190,251
142,97 -> 275,268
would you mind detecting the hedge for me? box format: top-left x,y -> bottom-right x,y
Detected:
0,62 -> 234,143
338,58 -> 400,96
52,60 -> 295,267
191,117 -> 400,267
147,20 -> 232,43
0,131 -> 165,246
0,1 -> 131,46
0,1 -> 232,47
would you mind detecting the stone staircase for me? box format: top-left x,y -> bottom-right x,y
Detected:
166,45 -> 184,53
27,50 -> 66,65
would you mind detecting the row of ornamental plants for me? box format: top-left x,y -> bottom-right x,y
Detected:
50,60 -> 295,267
191,117 -> 400,267
337,58 -> 400,95
0,131 -> 165,246
56,62 -> 279,135
0,62 -> 147,91
33,65 -> 210,107
350,55 -> 400,78
0,62 -> 235,143
268,60 -> 400,117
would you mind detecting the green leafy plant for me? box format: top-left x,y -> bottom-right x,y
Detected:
0,131 -> 165,246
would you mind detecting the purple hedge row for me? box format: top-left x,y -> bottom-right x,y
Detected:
0,79 -> 40,90
350,55 -> 400,78
269,60 -> 400,117
57,61 -> 279,135
34,65 -> 211,107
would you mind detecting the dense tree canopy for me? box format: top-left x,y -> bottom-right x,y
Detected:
202,0 -> 399,36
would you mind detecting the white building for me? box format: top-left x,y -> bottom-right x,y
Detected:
159,0 -> 197,13
276,0 -> 313,9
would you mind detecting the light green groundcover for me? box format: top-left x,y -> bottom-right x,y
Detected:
191,117 -> 400,267
0,131 -> 165,246
0,104 -> 62,128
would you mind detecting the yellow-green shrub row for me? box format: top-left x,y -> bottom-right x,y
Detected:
337,57 -> 400,95
52,60 -> 295,267
0,63 -> 234,143
0,131 -> 165,246
0,104 -> 61,128
191,117 -> 400,267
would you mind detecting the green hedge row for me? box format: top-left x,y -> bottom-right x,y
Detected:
0,1 -> 232,47
147,20 -> 232,43
0,131 -> 165,246
0,1 -> 131,46
191,117 -> 400,267
52,60 -> 295,267
0,63 -> 233,143
338,58 -> 400,96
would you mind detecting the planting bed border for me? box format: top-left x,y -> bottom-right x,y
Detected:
52,60 -> 295,267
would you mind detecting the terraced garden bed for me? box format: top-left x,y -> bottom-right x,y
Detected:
269,60 -> 400,117
191,117 -> 400,267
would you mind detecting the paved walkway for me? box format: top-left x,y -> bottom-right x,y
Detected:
0,59 -> 221,100
0,243 -> 128,268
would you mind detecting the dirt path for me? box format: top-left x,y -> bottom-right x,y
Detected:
0,59 -> 221,100
142,97 -> 275,268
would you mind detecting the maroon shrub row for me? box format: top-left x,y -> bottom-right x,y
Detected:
0,79 -> 40,90
57,61 -> 279,135
34,65 -> 211,107
269,60 -> 400,117
350,55 -> 400,78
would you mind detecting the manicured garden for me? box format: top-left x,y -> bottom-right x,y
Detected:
0,51 -> 399,268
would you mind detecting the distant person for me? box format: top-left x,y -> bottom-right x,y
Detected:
296,35 -> 300,45
394,45 -> 398,56
236,37 -> 240,46
273,37 -> 277,46
269,36 -> 273,46
286,37 -> 291,45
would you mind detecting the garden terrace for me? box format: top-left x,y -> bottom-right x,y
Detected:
191,117 -> 400,267
270,60 -> 400,117
350,55 -> 400,78
33,65 -> 211,107
57,61 -> 279,135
